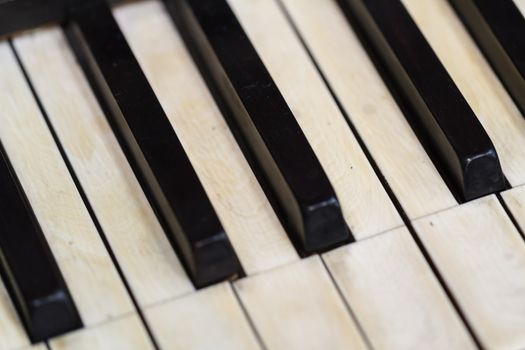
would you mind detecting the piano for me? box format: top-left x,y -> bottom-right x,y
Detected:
0,0 -> 524,348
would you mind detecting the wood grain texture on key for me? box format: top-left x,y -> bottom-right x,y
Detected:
227,0 -> 401,239
114,0 -> 298,274
0,281 -> 28,350
280,0 -> 456,219
145,282 -> 261,350
402,0 -> 525,187
235,256 -> 368,350
49,315 -> 154,350
413,196 -> 525,349
0,41 -> 133,325
324,227 -> 476,350
14,27 -> 194,307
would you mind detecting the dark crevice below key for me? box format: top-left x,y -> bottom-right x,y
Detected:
164,0 -> 350,253
337,0 -> 506,201
0,0 -> 69,38
64,0 -> 241,288
0,144 -> 82,342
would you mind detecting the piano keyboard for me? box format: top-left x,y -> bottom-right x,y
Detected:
0,0 -> 525,349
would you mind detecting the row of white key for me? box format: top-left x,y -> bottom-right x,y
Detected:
6,191 -> 525,349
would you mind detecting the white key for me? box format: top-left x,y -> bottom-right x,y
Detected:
145,282 -> 261,350
14,27 -> 194,307
413,196 -> 525,349
502,185 -> 525,236
0,41 -> 133,325
402,0 -> 525,188
324,227 -> 476,350
226,0 -> 402,239
279,0 -> 456,220
113,0 -> 298,274
234,256 -> 368,350
0,281 -> 29,350
515,0 -> 525,15
49,315 -> 154,350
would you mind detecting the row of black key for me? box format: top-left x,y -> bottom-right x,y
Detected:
0,0 -> 523,342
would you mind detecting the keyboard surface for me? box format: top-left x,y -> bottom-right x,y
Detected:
1,0 -> 525,349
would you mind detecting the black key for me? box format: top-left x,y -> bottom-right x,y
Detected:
337,0 -> 505,200
64,0 -> 241,288
164,0 -> 350,253
449,0 -> 525,115
0,144 -> 81,341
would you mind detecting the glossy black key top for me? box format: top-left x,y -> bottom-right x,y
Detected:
0,145 -> 81,341
164,0 -> 349,252
338,0 -> 505,200
449,0 -> 525,115
65,0 -> 241,287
